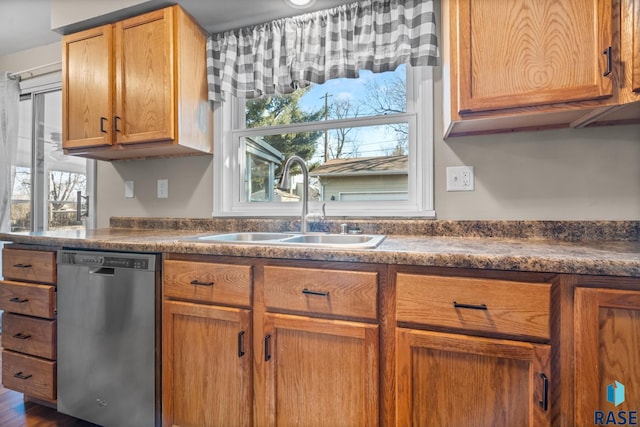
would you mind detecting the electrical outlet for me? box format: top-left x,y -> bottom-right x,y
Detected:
446,166 -> 475,191
157,179 -> 169,198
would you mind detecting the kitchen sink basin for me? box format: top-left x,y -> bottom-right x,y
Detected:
184,232 -> 386,249
196,232 -> 296,242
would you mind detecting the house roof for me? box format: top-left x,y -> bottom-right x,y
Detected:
310,155 -> 408,177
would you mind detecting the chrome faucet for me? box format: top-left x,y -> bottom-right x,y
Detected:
277,155 -> 309,234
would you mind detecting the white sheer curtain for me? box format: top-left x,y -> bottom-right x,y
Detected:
0,72 -> 20,233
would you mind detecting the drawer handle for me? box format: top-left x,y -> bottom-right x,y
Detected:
10,297 -> 29,304
13,333 -> 31,340
12,263 -> 32,268
302,288 -> 329,297
13,372 -> 32,380
190,280 -> 214,287
453,301 -> 487,310
539,373 -> 549,411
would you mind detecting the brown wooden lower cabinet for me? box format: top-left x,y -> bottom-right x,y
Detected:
396,328 -> 551,427
574,287 -> 640,426
262,313 -> 379,427
162,300 -> 253,427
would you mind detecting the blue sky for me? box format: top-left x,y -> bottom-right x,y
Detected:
295,65 -> 408,163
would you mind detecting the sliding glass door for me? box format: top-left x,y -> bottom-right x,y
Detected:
12,74 -> 95,232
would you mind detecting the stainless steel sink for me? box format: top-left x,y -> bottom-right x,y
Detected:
196,232 -> 296,242
184,232 -> 385,249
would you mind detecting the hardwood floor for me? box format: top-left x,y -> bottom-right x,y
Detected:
0,347 -> 98,427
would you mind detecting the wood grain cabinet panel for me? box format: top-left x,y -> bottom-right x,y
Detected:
0,247 -> 58,402
453,0 -> 613,114
0,280 -> 56,319
442,0 -> 640,135
263,313 -> 379,427
574,287 -> 640,426
2,248 -> 57,284
396,328 -> 551,427
62,5 -> 212,160
2,313 -> 56,360
631,0 -> 640,92
2,350 -> 56,401
397,273 -> 551,340
61,24 -> 113,150
164,260 -> 252,307
162,300 -> 252,427
263,265 -> 378,320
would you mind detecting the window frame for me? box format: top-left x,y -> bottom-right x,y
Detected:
212,66 -> 435,218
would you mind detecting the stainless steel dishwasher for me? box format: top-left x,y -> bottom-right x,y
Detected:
57,249 -> 158,427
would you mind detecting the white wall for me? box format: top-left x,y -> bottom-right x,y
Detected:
3,42 -> 639,227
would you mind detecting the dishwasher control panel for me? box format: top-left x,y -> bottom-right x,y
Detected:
58,250 -> 156,271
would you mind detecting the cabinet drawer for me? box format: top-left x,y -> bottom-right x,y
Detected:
2,350 -> 56,401
2,313 -> 56,359
163,260 -> 252,307
2,248 -> 56,284
264,266 -> 378,320
0,281 -> 56,319
396,274 -> 550,340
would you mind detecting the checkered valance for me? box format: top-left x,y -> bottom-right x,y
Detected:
206,0 -> 438,101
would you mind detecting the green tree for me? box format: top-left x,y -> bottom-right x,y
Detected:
245,89 -> 324,163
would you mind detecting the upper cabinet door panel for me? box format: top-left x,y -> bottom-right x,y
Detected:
633,0 -> 640,92
114,8 -> 175,145
62,25 -> 113,150
457,0 -> 614,113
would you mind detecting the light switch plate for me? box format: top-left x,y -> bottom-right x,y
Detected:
157,179 -> 169,198
125,180 -> 134,198
446,166 -> 475,191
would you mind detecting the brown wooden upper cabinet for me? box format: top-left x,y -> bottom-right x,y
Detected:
442,0 -> 640,137
62,6 -> 212,160
631,0 -> 640,93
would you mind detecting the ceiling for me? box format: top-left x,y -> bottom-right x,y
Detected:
0,0 -> 354,57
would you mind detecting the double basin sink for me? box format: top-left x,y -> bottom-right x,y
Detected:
184,232 -> 386,249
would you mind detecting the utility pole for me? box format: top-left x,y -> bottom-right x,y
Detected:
322,93 -> 332,162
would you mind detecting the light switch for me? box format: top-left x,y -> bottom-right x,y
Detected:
157,179 -> 169,198
125,180 -> 134,198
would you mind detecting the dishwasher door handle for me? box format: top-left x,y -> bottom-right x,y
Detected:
89,267 -> 116,276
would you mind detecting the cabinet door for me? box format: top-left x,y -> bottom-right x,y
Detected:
575,288 -> 640,426
396,328 -> 551,427
62,24 -> 113,150
454,0 -> 613,113
162,301 -> 252,427
115,7 -> 175,145
633,0 -> 640,92
263,313 -> 379,427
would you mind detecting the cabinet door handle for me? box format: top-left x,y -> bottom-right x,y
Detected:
12,263 -> 32,268
539,373 -> 549,411
264,334 -> 272,362
13,333 -> 31,340
100,117 -> 108,133
453,301 -> 487,310
302,288 -> 329,297
238,331 -> 246,357
10,297 -> 29,303
190,280 -> 214,287
602,46 -> 612,77
114,116 -> 122,133
13,372 -> 32,380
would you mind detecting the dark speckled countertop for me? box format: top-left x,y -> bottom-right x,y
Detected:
1,218 -> 639,278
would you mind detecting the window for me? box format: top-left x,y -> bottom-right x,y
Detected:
213,65 -> 434,217
11,73 -> 95,232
